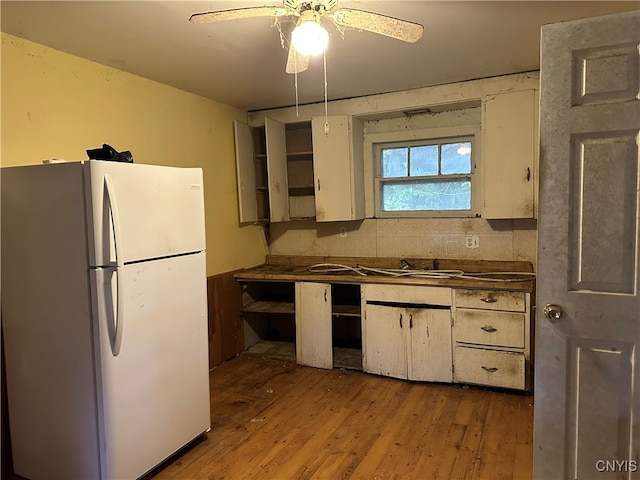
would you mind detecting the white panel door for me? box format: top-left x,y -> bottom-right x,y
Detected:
408,308 -> 453,383
296,282 -> 333,369
234,120 -> 258,224
362,304 -> 407,379
265,117 -> 290,222
535,11 -> 639,479
312,115 -> 364,222
482,89 -> 537,219
91,252 -> 210,479
85,161 -> 206,266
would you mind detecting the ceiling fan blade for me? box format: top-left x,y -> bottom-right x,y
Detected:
328,8 -> 424,43
286,45 -> 309,74
189,6 -> 289,24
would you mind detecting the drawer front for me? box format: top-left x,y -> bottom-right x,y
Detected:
454,310 -> 525,348
362,284 -> 452,306
454,289 -> 525,312
454,346 -> 525,390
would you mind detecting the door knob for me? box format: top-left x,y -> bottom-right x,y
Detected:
544,304 -> 564,321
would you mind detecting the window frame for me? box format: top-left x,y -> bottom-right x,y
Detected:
373,133 -> 481,218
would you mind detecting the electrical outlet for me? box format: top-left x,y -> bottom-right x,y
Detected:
465,235 -> 479,249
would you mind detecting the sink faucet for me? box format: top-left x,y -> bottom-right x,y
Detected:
400,259 -> 414,270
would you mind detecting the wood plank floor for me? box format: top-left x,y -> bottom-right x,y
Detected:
150,354 -> 533,480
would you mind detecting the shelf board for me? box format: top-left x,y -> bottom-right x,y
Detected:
288,184 -> 314,190
287,151 -> 313,159
241,300 -> 295,315
332,305 -> 361,318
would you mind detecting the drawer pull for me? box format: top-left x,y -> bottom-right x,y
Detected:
481,326 -> 497,333
481,366 -> 498,373
481,296 -> 497,303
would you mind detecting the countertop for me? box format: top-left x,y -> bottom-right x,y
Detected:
235,256 -> 536,292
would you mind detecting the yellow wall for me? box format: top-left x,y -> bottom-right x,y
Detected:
1,33 -> 266,275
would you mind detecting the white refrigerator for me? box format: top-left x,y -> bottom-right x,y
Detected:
1,160 -> 211,479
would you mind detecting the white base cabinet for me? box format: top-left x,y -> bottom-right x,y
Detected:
452,289 -> 532,391
362,285 -> 453,383
361,284 -> 532,391
408,307 -> 453,382
453,346 -> 525,390
362,303 -> 407,378
295,282 -> 332,369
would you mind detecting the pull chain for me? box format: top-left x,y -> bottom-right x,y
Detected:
323,50 -> 329,135
294,49 -> 300,117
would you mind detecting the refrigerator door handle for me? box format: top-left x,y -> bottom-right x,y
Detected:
104,174 -> 124,356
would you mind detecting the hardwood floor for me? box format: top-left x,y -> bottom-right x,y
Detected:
151,354 -> 533,480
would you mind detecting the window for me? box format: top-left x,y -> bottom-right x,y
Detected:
374,136 -> 478,217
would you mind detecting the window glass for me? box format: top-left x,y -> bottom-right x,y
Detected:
409,145 -> 439,176
441,142 -> 472,175
381,179 -> 471,211
381,148 -> 408,178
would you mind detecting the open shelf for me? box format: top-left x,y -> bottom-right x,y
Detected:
332,304 -> 361,318
241,300 -> 295,315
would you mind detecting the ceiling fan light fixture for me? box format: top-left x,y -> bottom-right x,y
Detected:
291,11 -> 329,56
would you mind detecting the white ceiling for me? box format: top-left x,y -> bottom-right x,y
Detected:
2,1 -> 638,111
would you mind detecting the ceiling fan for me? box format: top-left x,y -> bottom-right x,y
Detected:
189,0 -> 424,74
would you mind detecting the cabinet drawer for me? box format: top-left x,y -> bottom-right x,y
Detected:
454,310 -> 525,348
454,289 -> 525,312
363,284 -> 452,306
454,346 -> 525,390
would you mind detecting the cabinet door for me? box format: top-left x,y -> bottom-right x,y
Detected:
233,121 -> 258,224
311,115 -> 364,222
265,117 -> 290,222
408,308 -> 453,383
482,89 -> 537,219
295,282 -> 332,369
362,304 -> 407,379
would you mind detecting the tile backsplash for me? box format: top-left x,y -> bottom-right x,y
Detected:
268,218 -> 537,270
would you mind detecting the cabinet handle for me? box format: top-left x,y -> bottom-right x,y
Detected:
481,326 -> 497,333
399,314 -> 403,328
317,179 -> 321,191
409,314 -> 413,329
526,167 -> 531,182
481,366 -> 498,373
481,296 -> 497,303
324,289 -> 327,302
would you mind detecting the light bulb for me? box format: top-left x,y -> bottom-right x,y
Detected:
291,14 -> 329,56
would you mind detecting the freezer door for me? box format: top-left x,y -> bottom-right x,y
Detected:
85,160 -> 206,267
90,252 -> 210,480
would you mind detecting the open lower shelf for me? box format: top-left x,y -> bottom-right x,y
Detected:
333,305 -> 361,318
243,340 -> 362,371
242,301 -> 359,318
241,300 -> 295,315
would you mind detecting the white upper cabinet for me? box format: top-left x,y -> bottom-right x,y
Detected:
312,115 -> 365,222
265,117 -> 290,222
235,115 -> 366,224
233,121 -> 258,224
233,118 -> 290,223
482,89 -> 538,219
